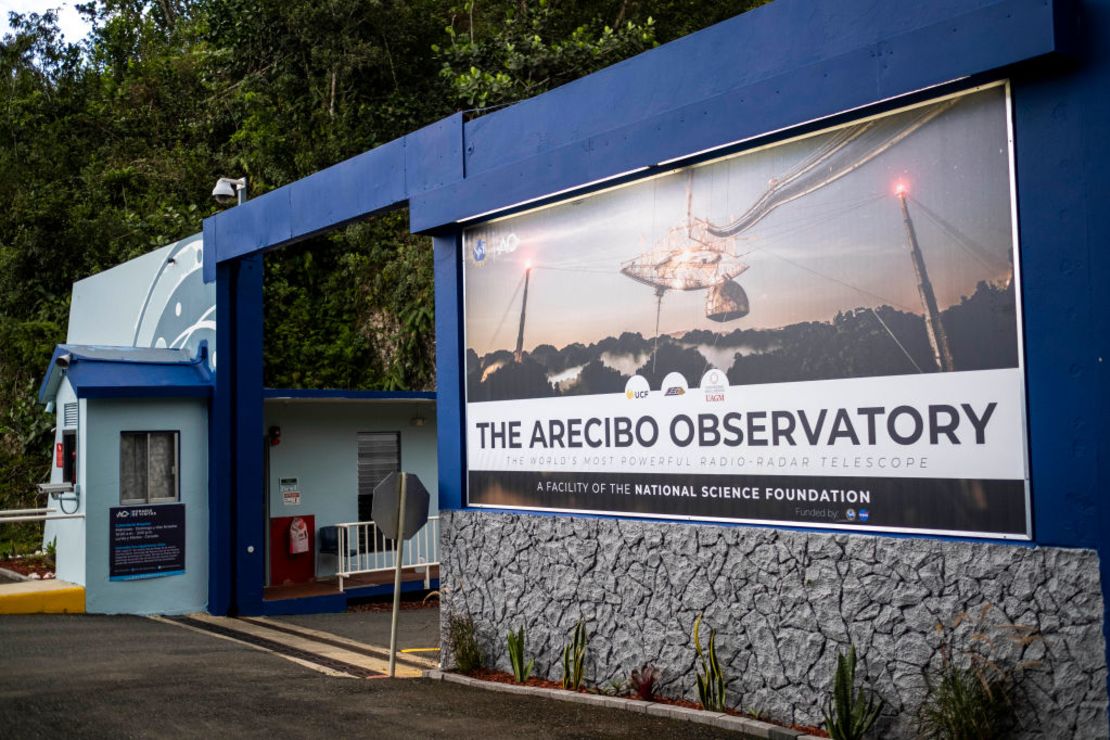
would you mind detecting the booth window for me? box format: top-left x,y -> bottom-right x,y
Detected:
357,432 -> 400,521
120,431 -> 179,504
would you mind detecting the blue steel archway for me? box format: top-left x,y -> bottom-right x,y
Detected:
201,3 -> 1108,700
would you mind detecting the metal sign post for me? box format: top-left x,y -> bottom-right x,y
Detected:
372,471 -> 429,678
387,473 -> 407,677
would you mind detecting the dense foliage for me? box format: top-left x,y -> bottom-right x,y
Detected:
0,0 -> 765,543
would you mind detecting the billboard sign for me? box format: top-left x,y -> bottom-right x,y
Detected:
462,82 -> 1030,539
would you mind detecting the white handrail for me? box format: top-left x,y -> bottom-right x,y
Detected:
0,510 -> 84,523
333,516 -> 439,592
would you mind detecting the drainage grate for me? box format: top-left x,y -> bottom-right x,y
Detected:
170,616 -> 385,679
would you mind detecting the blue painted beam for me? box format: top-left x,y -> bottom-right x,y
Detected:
411,0 -> 1068,231
199,1 -> 1065,252
202,114 -> 464,282
457,0 -> 1067,180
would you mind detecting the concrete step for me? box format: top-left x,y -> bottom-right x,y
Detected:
0,579 -> 85,614
157,613 -> 425,679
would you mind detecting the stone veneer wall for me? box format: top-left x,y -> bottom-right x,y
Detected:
439,511 -> 1108,738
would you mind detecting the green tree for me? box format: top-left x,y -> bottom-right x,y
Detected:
0,0 -> 767,548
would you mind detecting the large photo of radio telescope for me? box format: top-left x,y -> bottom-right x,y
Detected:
463,84 -> 1020,402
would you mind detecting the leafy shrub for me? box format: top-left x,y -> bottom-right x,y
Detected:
507,625 -> 534,683
561,620 -> 588,690
693,613 -> 727,711
630,663 -> 662,701
446,613 -> 483,673
917,651 -> 1016,739
823,645 -> 883,740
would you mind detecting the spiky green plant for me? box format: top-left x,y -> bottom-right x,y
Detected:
823,645 -> 883,740
693,613 -> 727,711
562,619 -> 589,690
507,625 -> 534,683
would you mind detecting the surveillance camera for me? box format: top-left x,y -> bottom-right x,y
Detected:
55,353 -> 72,368
212,176 -> 246,206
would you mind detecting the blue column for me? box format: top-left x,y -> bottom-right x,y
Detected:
434,233 -> 465,511
233,254 -> 266,614
208,260 -> 236,615
1012,9 -> 1110,696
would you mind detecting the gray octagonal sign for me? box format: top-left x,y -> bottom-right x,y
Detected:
372,472 -> 430,541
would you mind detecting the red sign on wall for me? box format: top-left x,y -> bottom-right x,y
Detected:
55,442 -> 64,467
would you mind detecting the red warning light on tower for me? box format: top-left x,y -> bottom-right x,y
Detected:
894,180 -> 909,196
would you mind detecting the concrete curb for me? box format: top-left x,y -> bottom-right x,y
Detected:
0,567 -> 31,582
0,579 -> 84,614
424,670 -> 818,739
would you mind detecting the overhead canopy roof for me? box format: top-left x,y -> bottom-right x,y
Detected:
38,344 -> 213,403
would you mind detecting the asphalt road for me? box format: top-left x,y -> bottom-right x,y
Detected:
274,607 -> 440,650
0,614 -> 726,739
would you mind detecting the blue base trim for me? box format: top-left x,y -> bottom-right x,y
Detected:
251,580 -> 439,616
256,593 -> 348,616
342,578 -> 440,601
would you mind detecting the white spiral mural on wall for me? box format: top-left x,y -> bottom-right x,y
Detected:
129,234 -> 216,368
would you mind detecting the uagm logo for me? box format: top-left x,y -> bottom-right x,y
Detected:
664,386 -> 685,397
473,239 -> 486,262
700,368 -> 728,402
